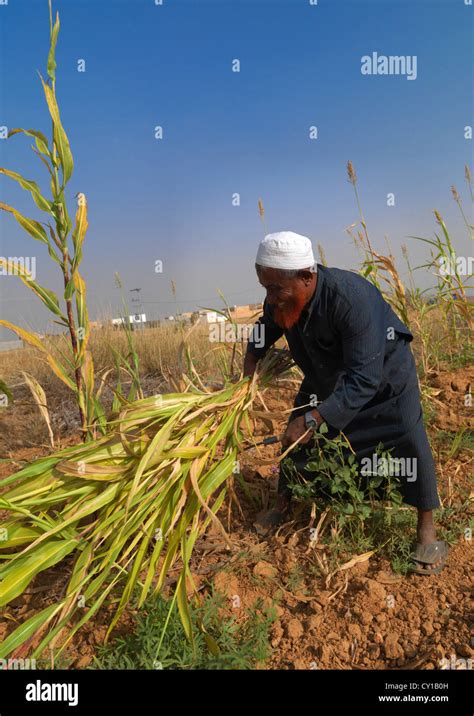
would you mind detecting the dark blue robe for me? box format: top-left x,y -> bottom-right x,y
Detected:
247,265 -> 440,510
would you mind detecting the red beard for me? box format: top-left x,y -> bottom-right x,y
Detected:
273,292 -> 308,329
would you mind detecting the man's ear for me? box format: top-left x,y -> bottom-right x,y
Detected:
299,269 -> 315,285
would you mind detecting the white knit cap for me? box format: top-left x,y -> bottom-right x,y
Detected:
256,231 -> 316,270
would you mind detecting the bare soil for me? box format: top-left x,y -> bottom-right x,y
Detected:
0,367 -> 472,670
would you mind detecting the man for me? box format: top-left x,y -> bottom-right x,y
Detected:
243,231 -> 448,574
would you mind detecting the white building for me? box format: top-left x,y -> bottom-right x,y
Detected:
197,310 -> 226,324
111,314 -> 147,326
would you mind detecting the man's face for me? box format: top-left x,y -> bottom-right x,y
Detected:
257,266 -> 310,330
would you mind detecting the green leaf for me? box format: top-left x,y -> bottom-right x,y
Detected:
0,602 -> 61,659
71,195 -> 88,270
47,11 -> 60,82
0,524 -> 42,549
0,202 -> 49,244
91,397 -> 107,433
0,258 -> 66,320
66,543 -> 93,597
176,570 -> 193,644
7,128 -> 51,158
0,539 -> 77,606
39,74 -> 74,186
55,191 -> 73,236
0,320 -> 76,391
28,282 -> 65,319
0,168 -> 52,213
32,146 -> 56,186
64,276 -> 75,300
0,457 -> 59,486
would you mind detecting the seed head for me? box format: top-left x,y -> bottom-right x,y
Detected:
317,243 -> 327,266
347,161 -> 357,185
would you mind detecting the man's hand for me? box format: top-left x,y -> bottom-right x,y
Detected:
243,351 -> 258,379
282,415 -> 310,448
282,410 -> 324,448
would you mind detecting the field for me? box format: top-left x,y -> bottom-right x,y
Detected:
0,305 -> 472,669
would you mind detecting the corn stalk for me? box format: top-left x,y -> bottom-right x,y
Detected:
0,349 -> 293,660
409,211 -> 473,341
0,1 -> 94,438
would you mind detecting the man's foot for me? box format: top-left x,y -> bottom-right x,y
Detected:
411,510 -> 448,575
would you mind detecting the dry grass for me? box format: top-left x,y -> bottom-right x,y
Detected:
0,324 -> 221,383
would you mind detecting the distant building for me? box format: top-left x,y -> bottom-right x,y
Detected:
111,314 -> 147,327
228,303 -> 262,318
160,304 -> 262,326
197,310 -> 226,324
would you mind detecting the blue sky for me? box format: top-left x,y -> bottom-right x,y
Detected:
0,0 -> 472,335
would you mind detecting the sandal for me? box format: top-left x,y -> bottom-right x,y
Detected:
410,540 -> 449,575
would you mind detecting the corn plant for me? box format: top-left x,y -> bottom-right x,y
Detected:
0,349 -> 293,660
0,1 -> 96,438
410,210 -> 473,351
401,166 -> 473,373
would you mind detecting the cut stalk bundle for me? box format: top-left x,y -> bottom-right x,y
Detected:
0,349 -> 293,659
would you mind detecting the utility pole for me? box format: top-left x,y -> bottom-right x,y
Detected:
130,288 -> 144,330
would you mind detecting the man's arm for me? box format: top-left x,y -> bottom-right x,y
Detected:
316,291 -> 387,431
